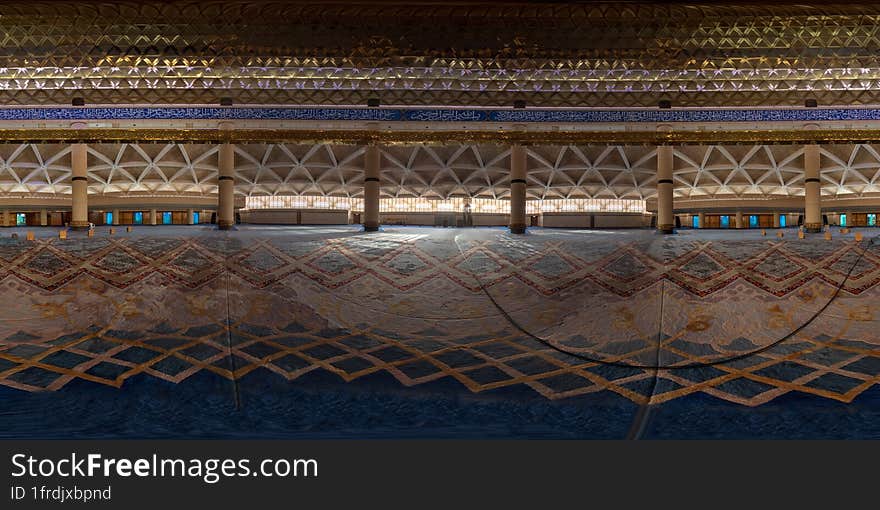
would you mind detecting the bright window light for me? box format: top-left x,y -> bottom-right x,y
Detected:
245,196 -> 645,214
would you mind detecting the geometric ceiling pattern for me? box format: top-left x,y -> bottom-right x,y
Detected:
1,143 -> 880,201
4,1 -> 880,107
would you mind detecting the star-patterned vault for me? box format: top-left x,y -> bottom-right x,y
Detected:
2,1 -> 880,107
2,143 -> 880,203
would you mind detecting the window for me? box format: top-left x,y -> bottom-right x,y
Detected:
105,212 -> 113,224
692,216 -> 699,228
868,214 -> 877,226
780,215 -> 787,228
243,196 -> 647,215
133,212 -> 143,224
840,213 -> 847,227
193,212 -> 200,224
720,215 -> 730,228
749,215 -> 758,228
16,213 -> 26,226
162,212 -> 172,225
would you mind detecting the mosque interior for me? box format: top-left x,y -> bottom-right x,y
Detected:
0,0 -> 879,439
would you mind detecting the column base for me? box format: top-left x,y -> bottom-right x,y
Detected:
363,222 -> 380,232
657,224 -> 675,234
217,220 -> 235,230
509,224 -> 526,234
69,222 -> 91,231
804,223 -> 822,233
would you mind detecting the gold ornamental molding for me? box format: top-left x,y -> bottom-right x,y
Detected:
5,1 -> 880,107
4,128 -> 880,145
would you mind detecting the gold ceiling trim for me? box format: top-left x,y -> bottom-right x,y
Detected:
3,2 -> 880,108
4,128 -> 880,145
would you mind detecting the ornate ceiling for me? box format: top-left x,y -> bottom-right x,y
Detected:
3,1 -> 880,107
1,142 -> 879,201
3,1 -> 880,206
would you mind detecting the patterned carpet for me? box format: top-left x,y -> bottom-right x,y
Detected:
0,225 -> 878,438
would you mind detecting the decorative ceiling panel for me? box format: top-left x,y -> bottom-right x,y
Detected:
3,2 -> 880,107
2,142 -> 878,201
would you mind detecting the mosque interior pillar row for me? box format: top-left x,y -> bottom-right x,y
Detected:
804,144 -> 822,233
509,144 -> 527,234
656,145 -> 674,234
363,144 -> 381,232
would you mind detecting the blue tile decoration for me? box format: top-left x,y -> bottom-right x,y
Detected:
0,107 -> 402,122
404,109 -> 489,122
6,106 -> 880,123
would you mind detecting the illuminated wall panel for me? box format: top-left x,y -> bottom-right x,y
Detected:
244,196 -> 645,214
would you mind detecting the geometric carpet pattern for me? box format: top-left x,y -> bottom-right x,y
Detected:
2,230 -> 879,297
0,227 -> 878,408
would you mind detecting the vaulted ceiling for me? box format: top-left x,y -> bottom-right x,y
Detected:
1,143 -> 879,201
2,1 -> 880,107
